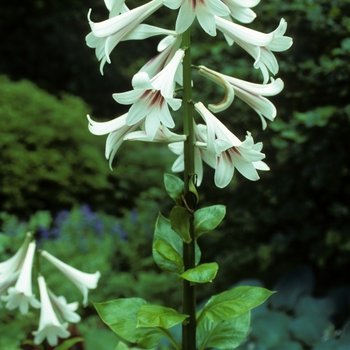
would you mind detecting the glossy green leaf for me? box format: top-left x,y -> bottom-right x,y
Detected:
164,173 -> 184,205
197,311 -> 250,350
197,286 -> 274,324
194,205 -> 226,239
93,298 -> 163,348
153,213 -> 184,273
179,262 -> 218,283
153,238 -> 184,274
153,213 -> 201,273
137,304 -> 188,329
170,206 -> 191,243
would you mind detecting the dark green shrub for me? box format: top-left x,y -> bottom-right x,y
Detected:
0,75 -> 174,217
0,75 -> 112,215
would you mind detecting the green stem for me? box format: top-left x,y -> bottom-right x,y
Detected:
35,244 -> 41,276
160,328 -> 182,350
182,27 -> 196,350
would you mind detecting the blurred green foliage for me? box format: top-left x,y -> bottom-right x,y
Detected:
0,75 -> 174,217
0,75 -> 113,216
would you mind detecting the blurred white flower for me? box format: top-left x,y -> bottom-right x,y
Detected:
215,16 -> 293,83
0,233 -> 32,307
0,271 -> 19,303
195,102 -> 269,188
113,49 -> 185,140
48,289 -> 81,323
41,250 -> 100,307
198,65 -> 284,129
1,241 -> 41,314
0,232 -> 32,284
32,276 -> 70,346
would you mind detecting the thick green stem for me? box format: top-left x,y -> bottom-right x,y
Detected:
182,28 -> 196,350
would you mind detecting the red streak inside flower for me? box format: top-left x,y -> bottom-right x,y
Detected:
219,150 -> 234,167
232,147 -> 242,156
226,151 -> 234,165
150,91 -> 164,107
141,90 -> 152,99
141,90 -> 164,108
192,0 -> 205,9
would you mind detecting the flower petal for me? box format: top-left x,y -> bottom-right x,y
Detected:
214,152 -> 235,188
87,114 -> 128,135
48,290 -> 81,323
175,1 -> 196,34
33,276 -> 70,346
41,251 -> 100,307
232,152 -> 260,181
126,96 -> 152,125
123,24 -> 176,41
1,242 -> 40,314
196,6 -> 217,36
113,89 -> 145,105
144,107 -> 161,140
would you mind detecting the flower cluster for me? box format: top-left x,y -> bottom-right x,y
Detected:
0,232 -> 100,346
86,0 -> 292,187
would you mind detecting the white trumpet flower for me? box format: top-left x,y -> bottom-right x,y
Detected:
32,276 -> 70,346
215,16 -> 293,83
0,232 -> 32,285
48,289 -> 81,323
87,113 -> 141,169
1,242 -> 41,314
198,65 -> 284,129
113,49 -> 185,140
41,251 -> 100,307
195,102 -> 269,187
86,0 -> 164,73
